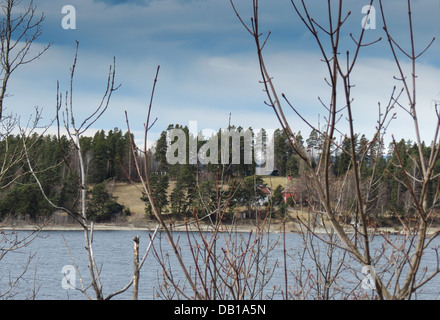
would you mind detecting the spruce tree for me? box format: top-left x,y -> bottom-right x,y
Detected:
170,164 -> 196,217
143,172 -> 169,218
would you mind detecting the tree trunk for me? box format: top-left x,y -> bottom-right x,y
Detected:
133,236 -> 140,300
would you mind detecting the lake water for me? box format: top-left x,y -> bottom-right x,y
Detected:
1,229 -> 439,300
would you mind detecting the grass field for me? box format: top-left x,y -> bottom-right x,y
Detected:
110,183 -> 145,216
110,175 -> 293,223
261,176 -> 289,189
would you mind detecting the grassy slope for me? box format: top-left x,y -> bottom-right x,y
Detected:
111,183 -> 145,216
111,176 -> 291,222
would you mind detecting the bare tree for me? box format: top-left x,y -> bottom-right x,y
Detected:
149,184 -> 280,300
231,0 -> 440,299
23,42 -> 115,299
0,0 -> 50,120
122,64 -> 286,300
124,66 -> 203,300
0,0 -> 49,299
23,42 -> 161,300
0,223 -> 40,299
0,0 -> 49,208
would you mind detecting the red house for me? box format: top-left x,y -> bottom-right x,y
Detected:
283,185 -> 299,204
256,184 -> 271,205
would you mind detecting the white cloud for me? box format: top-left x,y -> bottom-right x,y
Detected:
3,0 -> 440,150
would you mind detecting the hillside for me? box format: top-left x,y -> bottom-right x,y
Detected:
111,176 -> 291,223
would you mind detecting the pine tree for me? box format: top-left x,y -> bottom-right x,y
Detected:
91,130 -> 108,183
274,129 -> 288,175
154,130 -> 169,174
87,182 -> 124,222
306,129 -> 321,161
334,136 -> 354,176
170,164 -> 196,217
232,175 -> 265,219
142,172 -> 169,218
194,179 -> 217,219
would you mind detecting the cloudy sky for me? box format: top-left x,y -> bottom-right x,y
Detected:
5,0 -> 440,148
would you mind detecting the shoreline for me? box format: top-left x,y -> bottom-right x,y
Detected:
1,222 -> 283,233
3,221 -> 439,235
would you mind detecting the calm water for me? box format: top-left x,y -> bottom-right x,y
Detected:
1,229 -> 439,300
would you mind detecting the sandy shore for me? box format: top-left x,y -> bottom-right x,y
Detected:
3,221 -> 439,235
1,221 -> 283,233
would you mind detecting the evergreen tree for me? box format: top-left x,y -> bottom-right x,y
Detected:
87,182 -> 124,222
91,130 -> 108,183
154,130 -> 169,173
274,129 -> 288,176
57,171 -> 80,212
142,172 -> 169,218
193,179 -> 218,219
170,164 -> 196,216
306,129 -> 321,161
232,176 -> 265,219
271,185 -> 284,206
334,136 -> 354,176
286,154 -> 299,177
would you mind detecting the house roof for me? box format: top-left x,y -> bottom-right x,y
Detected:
256,184 -> 271,195
283,185 -> 299,194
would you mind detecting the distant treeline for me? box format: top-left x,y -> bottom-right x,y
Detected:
0,128 -> 135,221
143,124 -> 440,223
1,124 -> 439,223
